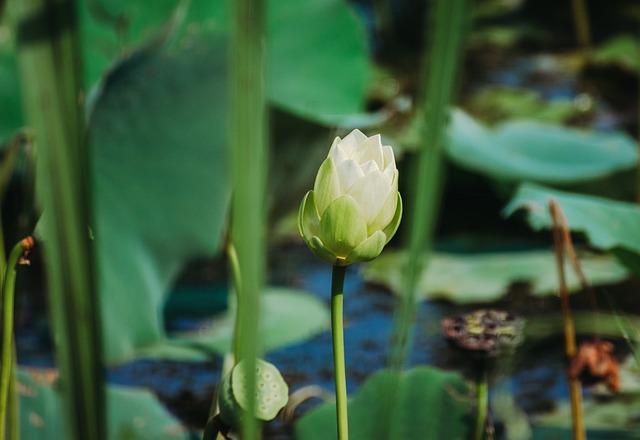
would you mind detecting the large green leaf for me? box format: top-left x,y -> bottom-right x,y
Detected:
446,110 -> 638,184
18,368 -> 189,439
88,35 -> 230,362
295,367 -> 473,440
503,182 -> 640,275
361,250 -> 628,303
265,0 -> 370,123
79,0 -> 370,124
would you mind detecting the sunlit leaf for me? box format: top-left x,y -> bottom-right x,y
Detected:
361,250 -> 628,303
172,288 -> 329,355
446,110 -> 638,184
503,182 -> 640,275
18,368 -> 189,439
295,367 -> 473,440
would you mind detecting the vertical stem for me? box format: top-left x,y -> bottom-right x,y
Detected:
378,1 -> 469,437
331,264 -> 348,440
14,1 -> 105,439
390,0 -> 470,372
8,343 -> 19,440
0,237 -> 33,440
474,362 -> 489,440
229,0 -> 266,437
570,0 -> 591,52
550,201 -> 585,440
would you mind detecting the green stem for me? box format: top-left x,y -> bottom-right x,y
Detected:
474,363 -> 488,440
0,237 -> 33,440
8,342 -> 19,440
331,264 -> 349,440
229,0 -> 266,437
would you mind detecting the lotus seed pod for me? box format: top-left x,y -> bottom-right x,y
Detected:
218,358 -> 289,428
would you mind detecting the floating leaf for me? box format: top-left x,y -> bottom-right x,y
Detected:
533,381 -> 640,440
18,368 -> 189,439
466,86 -> 578,125
295,367 -> 473,440
361,250 -> 628,303
172,288 -> 329,355
446,110 -> 638,184
590,34 -> 640,72
503,182 -> 640,275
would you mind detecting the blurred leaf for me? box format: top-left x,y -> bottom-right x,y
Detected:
533,379 -> 640,439
361,250 -> 628,303
172,287 -> 329,355
266,0 -> 370,123
590,34 -> 640,72
0,24 -> 23,143
466,86 -> 578,125
295,367 -> 473,440
88,35 -> 230,362
18,368 -> 189,440
503,183 -> 640,275
80,0 -> 370,124
446,110 -> 638,184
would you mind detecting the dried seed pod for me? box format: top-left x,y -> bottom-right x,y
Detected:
441,309 -> 525,359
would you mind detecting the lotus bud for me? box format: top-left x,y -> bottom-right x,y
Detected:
298,129 -> 402,266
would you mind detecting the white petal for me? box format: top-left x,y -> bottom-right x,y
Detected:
360,159 -> 380,174
329,136 -> 350,163
344,129 -> 368,146
335,158 -> 364,192
381,145 -> 396,169
346,170 -> 390,224
355,137 -> 384,169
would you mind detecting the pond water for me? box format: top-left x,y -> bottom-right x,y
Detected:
17,241 -> 617,439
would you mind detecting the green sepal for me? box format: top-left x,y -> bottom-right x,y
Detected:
345,230 -> 386,263
298,190 -> 320,242
309,236 -> 338,264
381,193 -> 403,244
319,195 -> 368,259
313,157 -> 340,215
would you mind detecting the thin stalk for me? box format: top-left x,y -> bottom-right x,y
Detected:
229,0 -> 267,437
378,1 -> 469,437
474,362 -> 489,440
227,242 -> 243,361
0,237 -> 34,440
8,343 -> 19,440
390,0 -> 470,373
14,1 -> 105,439
331,264 -> 348,440
550,200 -> 585,440
570,0 -> 591,52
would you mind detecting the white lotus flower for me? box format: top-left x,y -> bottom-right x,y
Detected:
298,129 -> 402,265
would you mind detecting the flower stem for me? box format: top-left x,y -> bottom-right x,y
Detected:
1,237 -> 34,440
331,264 -> 349,440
